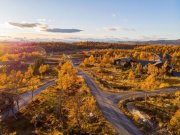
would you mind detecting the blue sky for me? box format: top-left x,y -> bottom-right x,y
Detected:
0,0 -> 179,41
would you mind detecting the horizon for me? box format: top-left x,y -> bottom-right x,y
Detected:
0,0 -> 179,42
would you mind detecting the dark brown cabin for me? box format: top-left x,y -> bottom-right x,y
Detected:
153,53 -> 172,62
114,57 -> 135,67
0,92 -> 14,114
153,61 -> 172,72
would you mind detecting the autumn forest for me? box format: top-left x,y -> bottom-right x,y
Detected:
0,42 -> 179,135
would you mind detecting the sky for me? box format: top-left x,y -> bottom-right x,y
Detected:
0,0 -> 179,42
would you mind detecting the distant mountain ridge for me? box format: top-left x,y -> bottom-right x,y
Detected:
0,39 -> 180,45
142,39 -> 180,45
118,39 -> 180,45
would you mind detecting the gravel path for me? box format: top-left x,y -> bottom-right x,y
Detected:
79,70 -> 180,135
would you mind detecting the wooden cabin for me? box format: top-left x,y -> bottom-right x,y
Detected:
0,92 -> 14,114
153,61 -> 172,72
114,57 -> 135,67
153,53 -> 172,62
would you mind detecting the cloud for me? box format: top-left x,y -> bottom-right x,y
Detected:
45,28 -> 82,33
105,27 -> 135,32
108,28 -> 118,31
8,21 -> 82,33
9,22 -> 41,28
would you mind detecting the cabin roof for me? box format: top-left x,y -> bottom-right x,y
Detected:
153,61 -> 163,66
153,60 -> 172,68
155,53 -> 172,59
114,57 -> 133,62
138,60 -> 153,67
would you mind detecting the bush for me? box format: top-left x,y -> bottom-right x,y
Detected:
159,83 -> 170,88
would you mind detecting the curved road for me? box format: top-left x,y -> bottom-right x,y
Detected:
78,70 -> 180,135
2,80 -> 55,120
79,70 -> 143,135
18,80 -> 55,109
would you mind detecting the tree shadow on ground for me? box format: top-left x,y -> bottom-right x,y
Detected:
173,72 -> 180,77
1,112 -> 35,135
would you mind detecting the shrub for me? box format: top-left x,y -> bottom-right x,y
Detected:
159,83 -> 170,88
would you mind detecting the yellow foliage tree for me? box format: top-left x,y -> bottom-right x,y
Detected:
147,64 -> 159,75
8,70 -> 23,92
88,55 -> 95,65
58,61 -> 78,93
39,64 -> 49,77
25,65 -> 34,79
141,74 -> 158,90
0,73 -> 7,86
80,58 -> 89,67
128,70 -> 135,81
28,77 -> 40,101
169,109 -> 180,134
135,63 -> 143,75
